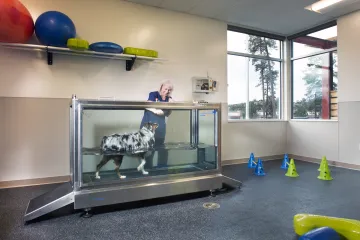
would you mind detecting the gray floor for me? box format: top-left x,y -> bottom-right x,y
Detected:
1,159 -> 360,240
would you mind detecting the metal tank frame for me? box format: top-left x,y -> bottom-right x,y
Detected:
24,95 -> 241,223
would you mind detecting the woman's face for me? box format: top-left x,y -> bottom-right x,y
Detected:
160,84 -> 173,97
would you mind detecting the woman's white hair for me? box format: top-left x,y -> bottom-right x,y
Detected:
159,80 -> 174,92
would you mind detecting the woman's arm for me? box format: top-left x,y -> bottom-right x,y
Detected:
145,93 -> 164,115
164,110 -> 172,117
146,108 -> 164,115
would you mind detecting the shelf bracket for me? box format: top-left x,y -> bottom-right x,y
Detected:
126,56 -> 137,71
46,47 -> 53,65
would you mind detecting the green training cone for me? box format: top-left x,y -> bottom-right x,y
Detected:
285,158 -> 299,178
318,161 -> 333,181
318,156 -> 328,171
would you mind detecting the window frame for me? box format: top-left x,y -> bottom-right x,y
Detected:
288,21 -> 338,121
226,25 -> 286,122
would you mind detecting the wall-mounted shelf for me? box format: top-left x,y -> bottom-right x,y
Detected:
0,43 -> 164,71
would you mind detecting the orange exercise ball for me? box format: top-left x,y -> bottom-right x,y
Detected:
0,0 -> 34,43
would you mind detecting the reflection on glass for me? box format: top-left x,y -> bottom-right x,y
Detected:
330,51 -> 338,120
227,55 -> 281,120
292,53 -> 333,119
228,55 -> 247,120
332,51 -> 338,91
81,109 -> 217,185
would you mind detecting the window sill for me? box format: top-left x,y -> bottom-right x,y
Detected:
289,119 -> 338,122
227,119 -> 287,123
227,119 -> 338,123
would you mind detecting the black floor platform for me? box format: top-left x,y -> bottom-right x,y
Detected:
1,159 -> 360,240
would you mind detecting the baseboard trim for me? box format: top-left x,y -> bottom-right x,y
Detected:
222,155 -> 284,166
2,155 -> 359,189
0,175 -> 70,189
289,154 -> 360,171
223,154 -> 360,171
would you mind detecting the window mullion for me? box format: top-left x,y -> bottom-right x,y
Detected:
329,52 -> 334,120
246,57 -> 250,119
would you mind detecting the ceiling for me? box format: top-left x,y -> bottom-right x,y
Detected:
124,0 -> 360,36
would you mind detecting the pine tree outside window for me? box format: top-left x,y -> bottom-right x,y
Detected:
227,28 -> 284,120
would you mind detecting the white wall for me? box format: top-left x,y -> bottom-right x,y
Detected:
0,0 -> 288,181
222,120 -> 287,161
287,121 -> 338,161
337,11 -> 360,103
286,10 -> 360,165
337,11 -> 360,165
0,98 -> 69,181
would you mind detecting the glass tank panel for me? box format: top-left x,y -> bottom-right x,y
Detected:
80,107 -> 218,186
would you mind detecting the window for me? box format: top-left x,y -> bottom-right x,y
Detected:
227,29 -> 284,120
292,25 -> 337,58
291,23 -> 338,120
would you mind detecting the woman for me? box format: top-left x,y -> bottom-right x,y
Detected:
140,80 -> 174,169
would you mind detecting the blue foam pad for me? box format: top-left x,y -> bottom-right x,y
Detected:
299,227 -> 341,240
89,42 -> 123,54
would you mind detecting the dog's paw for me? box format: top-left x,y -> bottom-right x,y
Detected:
142,171 -> 149,175
120,175 -> 126,179
95,175 -> 101,179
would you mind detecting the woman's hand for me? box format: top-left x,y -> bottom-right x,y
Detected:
146,108 -> 164,116
154,109 -> 164,115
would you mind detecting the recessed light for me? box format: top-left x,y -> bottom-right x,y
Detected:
305,0 -> 344,13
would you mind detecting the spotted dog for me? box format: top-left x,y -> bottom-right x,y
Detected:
95,122 -> 158,179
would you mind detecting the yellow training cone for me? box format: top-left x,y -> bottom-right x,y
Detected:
318,156 -> 328,171
319,156 -> 329,172
318,161 -> 333,180
285,159 -> 299,178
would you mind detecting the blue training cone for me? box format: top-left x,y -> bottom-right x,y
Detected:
281,154 -> 290,169
248,153 -> 257,168
254,158 -> 266,176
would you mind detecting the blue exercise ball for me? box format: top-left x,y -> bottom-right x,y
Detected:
300,227 -> 341,240
35,11 -> 76,47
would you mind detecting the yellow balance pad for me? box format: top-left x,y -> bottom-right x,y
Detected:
124,47 -> 158,58
67,38 -> 89,51
294,213 -> 360,240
